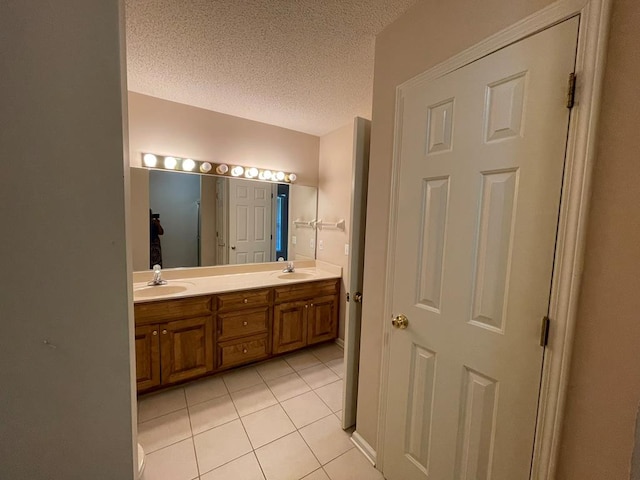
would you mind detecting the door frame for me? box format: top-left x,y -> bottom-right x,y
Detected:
376,0 -> 612,478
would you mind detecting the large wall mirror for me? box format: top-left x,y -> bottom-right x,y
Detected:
130,167 -> 317,270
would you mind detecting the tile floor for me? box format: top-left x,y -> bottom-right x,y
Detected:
138,342 -> 385,480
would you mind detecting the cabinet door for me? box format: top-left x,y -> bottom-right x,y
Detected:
160,316 -> 214,385
307,295 -> 339,345
273,300 -> 308,354
135,324 -> 161,392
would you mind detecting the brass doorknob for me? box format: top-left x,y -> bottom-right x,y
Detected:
392,314 -> 409,329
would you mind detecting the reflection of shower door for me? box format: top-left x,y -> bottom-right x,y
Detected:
228,178 -> 272,264
215,178 -> 228,265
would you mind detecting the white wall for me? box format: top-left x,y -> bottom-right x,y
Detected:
317,123 -> 356,340
128,92 -> 320,186
0,1 -> 136,478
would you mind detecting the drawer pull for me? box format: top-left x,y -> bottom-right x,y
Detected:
310,303 -> 314,307
243,298 -> 248,304
162,329 -> 167,335
152,330 -> 158,336
243,348 -> 248,354
243,321 -> 248,326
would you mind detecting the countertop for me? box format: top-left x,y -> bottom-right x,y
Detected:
132,261 -> 341,303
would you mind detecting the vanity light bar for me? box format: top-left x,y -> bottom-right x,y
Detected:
142,153 -> 297,183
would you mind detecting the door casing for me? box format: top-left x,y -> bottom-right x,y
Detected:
376,0 -> 612,478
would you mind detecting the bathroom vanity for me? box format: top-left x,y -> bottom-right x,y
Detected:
133,263 -> 341,394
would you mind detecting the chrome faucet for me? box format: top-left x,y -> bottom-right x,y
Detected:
148,264 -> 168,286
282,261 -> 295,273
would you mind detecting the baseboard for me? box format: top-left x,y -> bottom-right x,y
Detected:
351,430 -> 377,466
335,338 -> 345,349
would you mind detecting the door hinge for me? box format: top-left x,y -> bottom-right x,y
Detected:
540,316 -> 551,347
566,73 -> 576,109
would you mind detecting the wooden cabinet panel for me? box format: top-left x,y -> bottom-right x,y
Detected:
135,324 -> 161,391
160,316 -> 214,384
274,280 -> 339,304
218,334 -> 269,369
217,306 -> 270,341
273,300 -> 308,354
307,295 -> 339,345
135,295 -> 213,325
216,288 -> 271,311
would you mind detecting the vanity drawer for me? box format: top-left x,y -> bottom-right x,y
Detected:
217,306 -> 270,341
135,296 -> 213,325
218,334 -> 269,369
274,279 -> 340,303
216,288 -> 271,311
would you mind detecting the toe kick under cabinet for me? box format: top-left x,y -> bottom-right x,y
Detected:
134,278 -> 339,394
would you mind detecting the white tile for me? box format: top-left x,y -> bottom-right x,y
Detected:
223,367 -> 264,393
311,343 -> 344,363
265,372 -> 311,402
280,391 -> 332,429
302,469 -> 331,480
298,364 -> 340,390
314,380 -> 343,412
323,449 -> 384,480
185,376 -> 228,406
200,452 -> 265,480
138,409 -> 192,454
231,383 -> 278,417
138,388 -> 186,423
284,351 -> 321,371
324,358 -> 344,379
189,394 -> 238,435
141,438 -> 198,480
255,432 -> 320,480
241,404 -> 296,449
299,415 -> 354,465
255,359 -> 295,381
334,411 -> 343,422
194,419 -> 252,474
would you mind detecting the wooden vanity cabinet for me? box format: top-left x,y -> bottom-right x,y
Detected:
134,296 -> 214,393
273,279 -> 340,354
134,278 -> 340,394
215,288 -> 272,369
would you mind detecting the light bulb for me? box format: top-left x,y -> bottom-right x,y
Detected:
164,156 -> 177,169
143,154 -> 157,168
231,166 -> 244,177
262,170 -> 272,180
200,162 -> 212,173
247,167 -> 258,178
275,171 -> 285,181
216,164 -> 229,175
288,173 -> 297,182
182,158 -> 196,171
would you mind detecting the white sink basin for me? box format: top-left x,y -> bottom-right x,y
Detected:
276,272 -> 316,280
134,282 -> 194,298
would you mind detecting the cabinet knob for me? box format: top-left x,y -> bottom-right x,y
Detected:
243,321 -> 248,326
243,298 -> 248,304
310,303 -> 314,307
305,304 -> 309,309
243,348 -> 248,354
162,329 -> 168,335
152,330 -> 158,336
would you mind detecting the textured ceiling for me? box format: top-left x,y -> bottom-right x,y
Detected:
125,0 -> 418,136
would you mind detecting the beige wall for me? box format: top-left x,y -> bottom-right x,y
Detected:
128,92 -> 320,186
131,167 -> 150,271
0,0 -> 136,478
358,0 -> 640,478
557,1 -> 640,478
317,123 -> 356,340
288,185 -> 319,261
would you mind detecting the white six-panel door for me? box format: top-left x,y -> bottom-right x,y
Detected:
383,18 -> 579,480
228,178 -> 273,264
